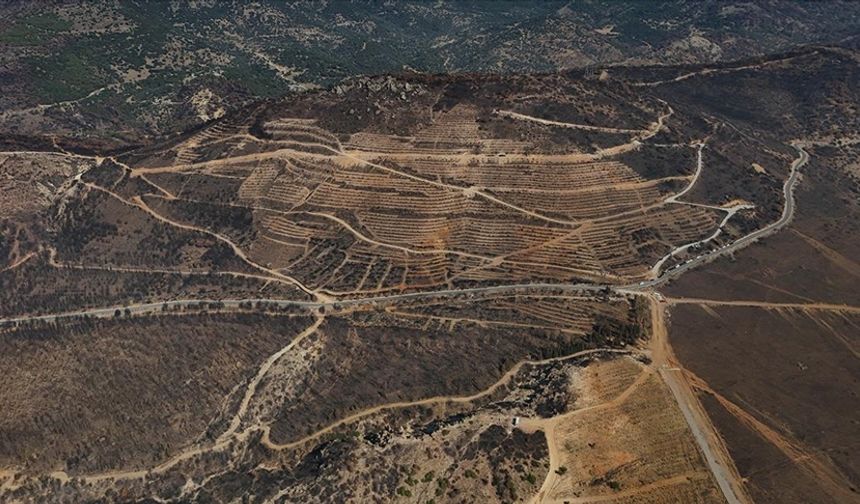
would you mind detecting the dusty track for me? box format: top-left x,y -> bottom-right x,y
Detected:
630,53 -> 807,87
649,297 -> 750,504
217,314 -> 325,443
0,251 -> 36,273
633,144 -> 809,289
493,109 -> 643,134
261,348 -> 634,451
665,297 -> 860,313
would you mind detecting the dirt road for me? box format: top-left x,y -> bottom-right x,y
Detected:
634,144 -> 809,289
262,348 -> 632,451
217,314 -> 325,443
630,53 -> 807,87
493,109 -> 643,134
0,282 -> 611,326
665,297 -> 860,313
649,298 -> 750,504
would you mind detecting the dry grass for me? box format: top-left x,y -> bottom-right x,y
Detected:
536,360 -> 723,504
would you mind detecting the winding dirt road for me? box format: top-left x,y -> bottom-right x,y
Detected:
634,144 -> 809,289
261,348 -> 633,451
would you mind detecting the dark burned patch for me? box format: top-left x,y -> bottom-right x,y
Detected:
488,361 -> 572,419
144,195 -> 258,247
413,412 -> 473,437
50,189 -> 118,255
532,369 -> 570,419
79,159 -> 126,187
363,428 -> 394,447
196,438 -> 360,503
616,143 -> 697,180
145,171 -> 246,203
49,178 -> 256,274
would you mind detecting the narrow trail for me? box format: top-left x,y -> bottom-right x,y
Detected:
493,110 -> 642,134
387,308 -> 588,335
791,229 -> 860,278
47,249 -> 284,284
260,348 -> 633,451
491,104 -> 674,158
0,148 -> 103,164
664,142 -> 706,204
0,83 -> 114,120
83,182 -> 326,302
0,252 -> 36,273
630,53 -> 807,87
485,175 -> 692,194
217,314 -> 325,443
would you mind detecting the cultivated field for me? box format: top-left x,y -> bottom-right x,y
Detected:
520,357 -> 724,504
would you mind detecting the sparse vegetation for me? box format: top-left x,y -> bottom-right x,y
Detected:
0,3 -> 857,503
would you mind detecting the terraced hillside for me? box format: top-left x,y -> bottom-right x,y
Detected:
104,73 -> 756,295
